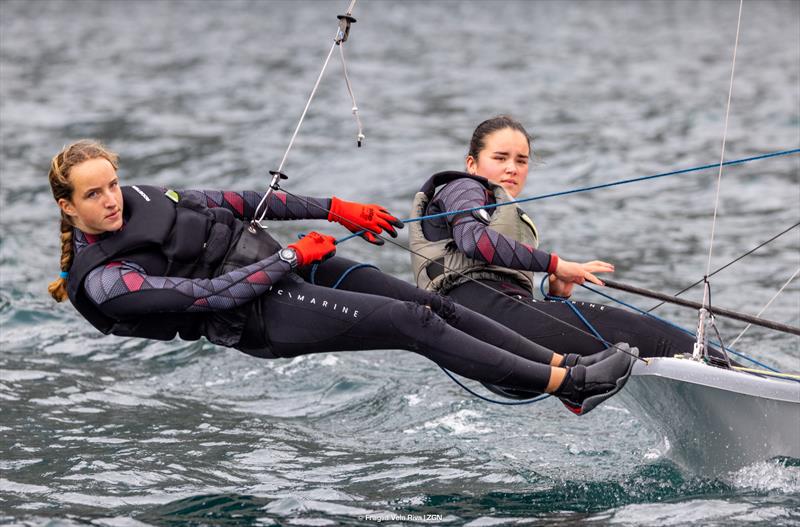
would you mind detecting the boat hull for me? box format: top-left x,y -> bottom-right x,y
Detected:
619,357 -> 800,476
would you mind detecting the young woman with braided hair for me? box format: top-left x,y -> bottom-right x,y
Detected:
48,140 -> 636,415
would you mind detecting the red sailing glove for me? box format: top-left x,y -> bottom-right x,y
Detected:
327,196 -> 404,246
288,231 -> 337,266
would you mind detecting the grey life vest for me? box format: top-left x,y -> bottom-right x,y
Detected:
409,171 -> 540,294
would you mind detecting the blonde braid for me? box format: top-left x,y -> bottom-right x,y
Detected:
48,215 -> 74,302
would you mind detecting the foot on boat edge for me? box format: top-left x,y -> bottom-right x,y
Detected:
556,342 -> 639,415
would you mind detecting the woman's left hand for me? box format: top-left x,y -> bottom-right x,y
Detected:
548,274 -> 575,298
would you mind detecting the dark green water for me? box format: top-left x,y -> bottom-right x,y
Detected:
1,0 -> 798,525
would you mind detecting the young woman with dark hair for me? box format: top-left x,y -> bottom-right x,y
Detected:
409,116 -> 711,385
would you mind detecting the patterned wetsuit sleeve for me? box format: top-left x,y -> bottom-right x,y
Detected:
174,189 -> 331,221
83,255 -> 291,319
437,178 -> 553,272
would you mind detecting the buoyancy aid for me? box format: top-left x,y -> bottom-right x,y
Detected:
66,185 -> 281,345
408,171 -> 540,294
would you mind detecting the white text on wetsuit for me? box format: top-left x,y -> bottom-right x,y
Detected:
268,286 -> 359,318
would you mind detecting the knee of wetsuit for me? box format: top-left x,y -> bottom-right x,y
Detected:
388,301 -> 448,344
425,293 -> 459,325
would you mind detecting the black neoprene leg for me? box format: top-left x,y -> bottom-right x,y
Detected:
252,273 -> 553,392
447,281 -> 697,358
300,257 -> 556,365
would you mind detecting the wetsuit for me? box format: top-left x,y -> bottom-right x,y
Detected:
413,175 -> 701,359
74,186 -> 564,394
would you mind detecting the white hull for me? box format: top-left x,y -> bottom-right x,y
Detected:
618,357 -> 800,476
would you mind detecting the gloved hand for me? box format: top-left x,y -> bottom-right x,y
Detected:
328,196 -> 404,246
288,231 -> 337,266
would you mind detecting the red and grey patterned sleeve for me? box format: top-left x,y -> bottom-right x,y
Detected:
175,189 -> 331,221
436,178 -> 554,272
83,255 -> 291,319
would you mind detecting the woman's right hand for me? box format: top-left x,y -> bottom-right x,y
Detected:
553,258 -> 614,286
288,231 -> 337,266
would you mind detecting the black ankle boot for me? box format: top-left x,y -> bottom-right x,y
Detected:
562,344 -> 619,368
556,343 -> 638,415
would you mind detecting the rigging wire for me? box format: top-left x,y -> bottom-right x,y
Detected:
647,221 -> 800,312
704,0 -> 745,280
338,37 -> 365,146
579,283 -> 784,373
694,0 -> 745,360
252,0 -> 360,228
728,267 -> 800,349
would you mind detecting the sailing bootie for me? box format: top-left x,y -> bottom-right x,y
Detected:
555,343 -> 638,415
562,345 -> 620,368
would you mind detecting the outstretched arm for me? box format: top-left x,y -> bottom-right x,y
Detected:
175,188 -> 331,221
175,189 -> 403,244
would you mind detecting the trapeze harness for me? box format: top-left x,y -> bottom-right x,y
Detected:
409,171 -> 544,295
67,185 -> 280,346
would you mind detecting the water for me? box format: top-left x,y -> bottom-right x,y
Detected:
1,0 -> 799,525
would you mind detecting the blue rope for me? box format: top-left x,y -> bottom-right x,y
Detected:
335,148 -> 800,245
538,275 -> 610,346
330,263 -> 379,289
309,261 -> 318,284
403,148 -> 800,226
438,366 -> 550,406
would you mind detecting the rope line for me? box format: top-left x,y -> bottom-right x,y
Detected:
579,283 -> 784,374
647,221 -> 800,312
253,0 -> 360,226
331,263 -> 380,289
438,367 -> 551,406
409,149 -> 800,225
705,0 -> 745,282
539,275 -> 609,344
332,148 -> 799,244
338,41 -> 365,146
728,267 -> 800,349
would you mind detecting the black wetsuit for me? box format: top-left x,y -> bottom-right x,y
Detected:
420,176 -> 702,358
75,187 -> 563,394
